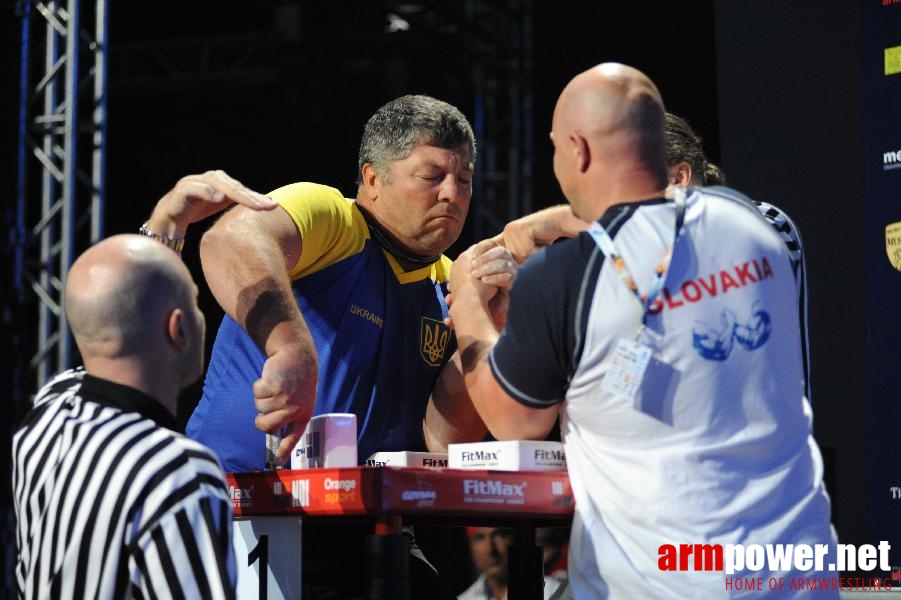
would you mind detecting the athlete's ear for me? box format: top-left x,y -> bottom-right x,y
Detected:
668,161 -> 692,187
361,164 -> 382,202
571,132 -> 590,173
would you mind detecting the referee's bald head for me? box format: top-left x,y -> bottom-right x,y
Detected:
65,234 -> 206,400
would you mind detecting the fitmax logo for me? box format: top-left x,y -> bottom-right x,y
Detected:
228,485 -> 252,500
535,449 -> 565,461
464,479 -> 527,496
461,451 -> 499,462
884,150 -> 901,171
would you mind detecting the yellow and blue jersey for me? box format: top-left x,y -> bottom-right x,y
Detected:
187,183 -> 456,471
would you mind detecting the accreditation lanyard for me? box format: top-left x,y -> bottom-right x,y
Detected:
587,188 -> 686,326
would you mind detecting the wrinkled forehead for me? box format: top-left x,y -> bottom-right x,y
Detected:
400,142 -> 474,170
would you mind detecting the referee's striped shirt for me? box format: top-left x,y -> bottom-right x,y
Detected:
13,368 -> 237,599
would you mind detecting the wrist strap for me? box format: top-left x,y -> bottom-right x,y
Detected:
139,221 -> 185,252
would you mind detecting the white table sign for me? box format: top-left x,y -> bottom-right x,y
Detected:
233,516 -> 303,600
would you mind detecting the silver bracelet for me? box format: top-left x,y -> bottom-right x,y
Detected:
139,221 -> 185,252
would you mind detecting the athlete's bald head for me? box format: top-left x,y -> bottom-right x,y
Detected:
65,235 -> 205,402
550,63 -> 669,220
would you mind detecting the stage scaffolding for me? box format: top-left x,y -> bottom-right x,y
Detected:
12,0 -> 108,391
5,0 -> 532,593
467,0 -> 535,241
10,0 -> 532,397
6,1 -> 108,592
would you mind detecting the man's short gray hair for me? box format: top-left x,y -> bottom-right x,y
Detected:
357,95 -> 476,186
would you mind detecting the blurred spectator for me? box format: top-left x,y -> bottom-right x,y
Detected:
536,527 -> 570,581
458,527 -> 564,600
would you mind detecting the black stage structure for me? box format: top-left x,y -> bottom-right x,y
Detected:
11,1 -> 893,595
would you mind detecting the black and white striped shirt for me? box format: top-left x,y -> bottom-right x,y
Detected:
13,368 -> 237,599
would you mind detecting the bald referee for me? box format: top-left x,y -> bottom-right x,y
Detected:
13,172 -> 275,598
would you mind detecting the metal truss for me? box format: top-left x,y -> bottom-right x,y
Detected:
108,32 -> 282,94
380,0 -> 535,240
467,0 -> 534,241
103,0 -> 533,241
9,0 -> 530,391
13,0 -> 108,390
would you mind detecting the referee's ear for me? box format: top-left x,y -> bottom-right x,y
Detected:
167,309 -> 188,351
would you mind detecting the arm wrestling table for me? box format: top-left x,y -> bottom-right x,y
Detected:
228,466 -> 574,600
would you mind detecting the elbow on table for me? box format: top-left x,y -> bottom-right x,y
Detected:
484,409 -> 555,443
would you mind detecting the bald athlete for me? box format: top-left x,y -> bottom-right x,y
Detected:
448,63 -> 836,598
496,109 -> 815,408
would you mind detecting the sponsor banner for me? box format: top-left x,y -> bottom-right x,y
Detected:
378,467 -> 573,516
226,467 -> 574,518
885,222 -> 901,270
227,469 -> 373,516
884,148 -> 901,172
863,0 -> 901,574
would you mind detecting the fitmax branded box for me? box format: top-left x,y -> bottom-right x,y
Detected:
364,451 -> 449,468
448,440 -> 566,471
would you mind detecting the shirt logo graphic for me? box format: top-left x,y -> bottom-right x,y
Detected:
350,304 -> 384,328
420,317 -> 450,366
692,305 -> 771,361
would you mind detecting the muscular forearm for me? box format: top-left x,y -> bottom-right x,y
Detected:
451,289 -> 556,441
547,204 -> 591,238
200,205 -> 318,462
497,205 -> 589,264
424,352 -> 489,452
446,293 -> 507,435
451,292 -> 499,376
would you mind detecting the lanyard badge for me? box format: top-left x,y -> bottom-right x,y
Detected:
590,188 -> 686,400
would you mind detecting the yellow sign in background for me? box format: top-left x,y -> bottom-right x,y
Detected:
885,45 -> 901,75
885,221 -> 901,271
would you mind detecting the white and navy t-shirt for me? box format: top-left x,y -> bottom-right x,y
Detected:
753,197 -> 811,402
491,187 -> 835,599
